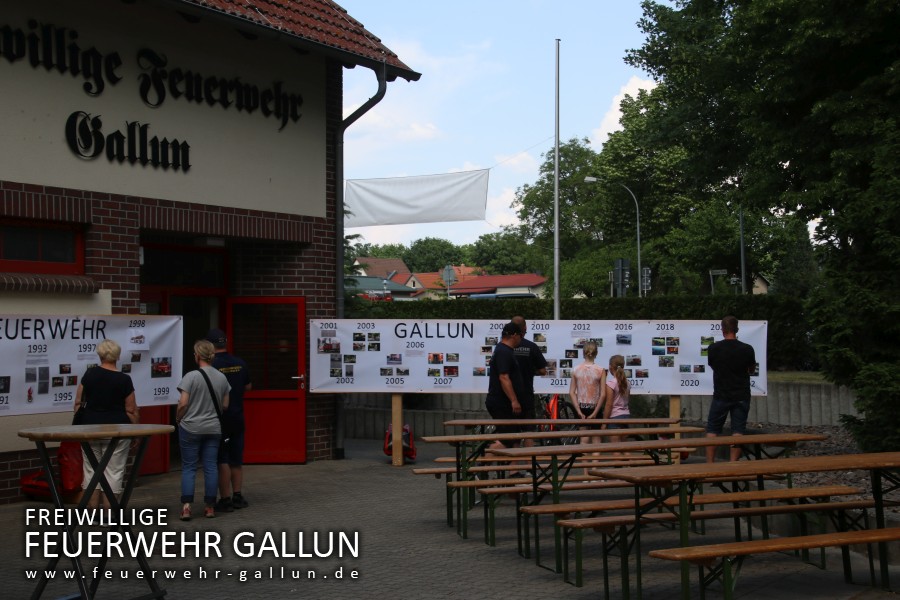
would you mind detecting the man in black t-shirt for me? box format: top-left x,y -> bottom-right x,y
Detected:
206,329 -> 253,511
706,316 -> 756,462
485,322 -> 526,450
511,315 -> 548,420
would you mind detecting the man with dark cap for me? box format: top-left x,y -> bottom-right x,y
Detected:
206,328 -> 253,511
485,322 -> 527,451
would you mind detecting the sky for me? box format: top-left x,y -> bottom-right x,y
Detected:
339,0 -> 657,249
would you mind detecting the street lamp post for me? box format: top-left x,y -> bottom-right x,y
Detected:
584,177 -> 642,297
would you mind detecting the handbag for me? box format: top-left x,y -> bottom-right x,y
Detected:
197,368 -> 230,446
72,393 -> 87,425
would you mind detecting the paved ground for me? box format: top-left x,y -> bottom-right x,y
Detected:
2,438 -> 898,599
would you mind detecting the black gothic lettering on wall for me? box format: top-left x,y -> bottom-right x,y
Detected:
0,20 -> 122,96
136,48 -> 304,130
65,111 -> 104,158
1,18 -> 305,130
65,111 -> 191,172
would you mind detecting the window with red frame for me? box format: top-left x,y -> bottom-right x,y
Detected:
0,222 -> 84,275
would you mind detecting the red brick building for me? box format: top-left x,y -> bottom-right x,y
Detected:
0,0 -> 418,501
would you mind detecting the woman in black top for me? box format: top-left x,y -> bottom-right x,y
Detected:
73,339 -> 139,509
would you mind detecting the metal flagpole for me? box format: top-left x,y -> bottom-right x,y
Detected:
553,39 -> 561,320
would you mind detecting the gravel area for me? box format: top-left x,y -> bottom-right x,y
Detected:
684,420 -> 900,516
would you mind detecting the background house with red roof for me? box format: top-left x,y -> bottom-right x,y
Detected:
353,259 -> 520,300
344,275 -> 419,301
450,273 -> 547,298
353,257 -> 412,284
407,264 -> 486,299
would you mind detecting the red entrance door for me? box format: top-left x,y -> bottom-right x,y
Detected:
228,297 -> 307,463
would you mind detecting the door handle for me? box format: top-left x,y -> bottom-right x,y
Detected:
292,374 -> 305,390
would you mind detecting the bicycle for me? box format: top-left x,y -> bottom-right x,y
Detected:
535,393 -> 581,445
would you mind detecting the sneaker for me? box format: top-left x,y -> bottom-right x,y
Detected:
180,504 -> 191,521
232,493 -> 249,509
204,506 -> 215,519
215,497 -> 234,513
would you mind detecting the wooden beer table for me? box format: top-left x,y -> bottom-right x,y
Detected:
492,433 -> 827,574
592,451 -> 900,599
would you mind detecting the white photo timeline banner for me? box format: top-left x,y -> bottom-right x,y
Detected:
0,315 -> 183,416
310,319 -> 767,396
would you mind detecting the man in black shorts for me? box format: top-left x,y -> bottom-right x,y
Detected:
206,329 -> 253,511
485,322 -> 526,451
705,316 -> 756,462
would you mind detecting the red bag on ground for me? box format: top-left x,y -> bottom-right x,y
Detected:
20,441 -> 83,500
383,424 -> 416,461
20,470 -> 50,498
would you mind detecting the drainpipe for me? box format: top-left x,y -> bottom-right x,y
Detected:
333,61 -> 387,459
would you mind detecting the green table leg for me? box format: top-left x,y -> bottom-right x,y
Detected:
551,455 -> 563,573
680,482 -> 691,600
871,468 -> 890,589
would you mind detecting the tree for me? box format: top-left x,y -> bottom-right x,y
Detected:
759,214 -> 818,298
343,232 -> 364,275
588,87 -> 698,296
402,237 -> 464,273
513,138 -> 611,297
469,230 -> 538,275
559,242 -> 631,298
629,0 -> 900,449
353,242 -> 407,259
343,202 -> 364,275
514,137 -> 604,256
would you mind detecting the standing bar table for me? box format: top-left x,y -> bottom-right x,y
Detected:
19,423 -> 174,600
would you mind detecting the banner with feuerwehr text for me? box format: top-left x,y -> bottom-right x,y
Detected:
0,315 -> 183,416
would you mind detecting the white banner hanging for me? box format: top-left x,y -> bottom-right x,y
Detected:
0,315 -> 183,416
309,319 -> 767,396
344,169 -> 489,227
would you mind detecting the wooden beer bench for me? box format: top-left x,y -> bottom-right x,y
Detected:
553,484 -> 866,588
491,433 -> 829,576
412,454 -> 655,530
422,426 -> 703,539
591,451 -> 900,599
477,478 -> 637,550
649,527 -> 900,600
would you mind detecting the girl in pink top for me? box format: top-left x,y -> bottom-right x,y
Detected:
602,354 -> 631,445
569,341 -> 607,446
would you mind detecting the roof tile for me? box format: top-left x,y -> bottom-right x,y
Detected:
354,257 -> 411,279
450,273 -> 547,292
173,0 -> 419,81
